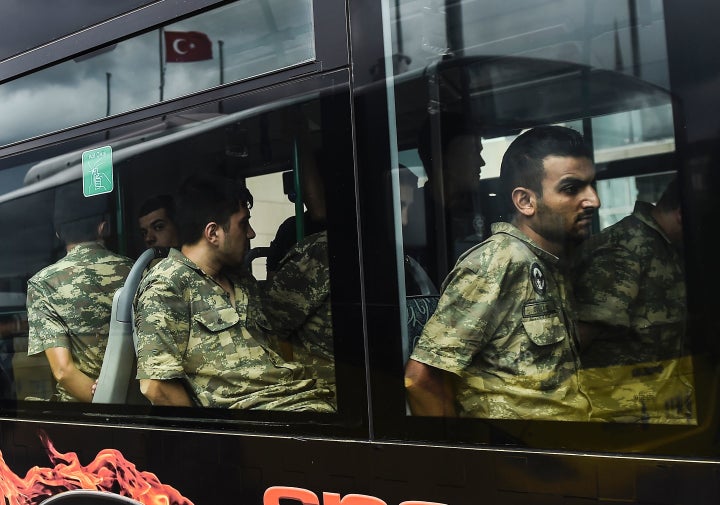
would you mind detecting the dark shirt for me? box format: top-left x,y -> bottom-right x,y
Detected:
266,211 -> 325,273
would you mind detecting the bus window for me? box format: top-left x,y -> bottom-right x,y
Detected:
384,0 -> 706,438
0,75 -> 353,419
0,0 -> 315,147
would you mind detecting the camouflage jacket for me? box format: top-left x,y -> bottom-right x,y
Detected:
573,201 -> 687,367
134,249 -> 334,412
262,231 -> 334,400
27,242 -> 132,402
411,222 -> 590,421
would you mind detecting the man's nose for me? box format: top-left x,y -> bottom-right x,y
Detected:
583,186 -> 601,208
248,225 -> 256,239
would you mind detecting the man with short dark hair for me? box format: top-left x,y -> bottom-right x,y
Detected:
405,126 -> 600,420
134,173 -> 334,411
27,183 -> 132,402
138,194 -> 179,249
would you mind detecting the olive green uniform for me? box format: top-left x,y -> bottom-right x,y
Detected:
573,201 -> 686,366
411,222 -> 589,421
262,231 -> 334,403
27,242 -> 133,402
134,249 -> 334,412
573,201 -> 693,424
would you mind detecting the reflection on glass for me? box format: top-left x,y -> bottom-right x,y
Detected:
0,0 -> 315,146
388,0 -> 690,426
0,84 -> 339,412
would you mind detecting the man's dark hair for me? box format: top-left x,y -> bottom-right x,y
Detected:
175,173 -> 253,246
139,194 -> 175,220
53,183 -> 110,244
499,126 -> 592,215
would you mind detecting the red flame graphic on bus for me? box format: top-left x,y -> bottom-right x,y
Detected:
0,431 -> 193,505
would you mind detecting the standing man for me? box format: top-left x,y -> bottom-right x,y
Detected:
27,184 -> 132,402
405,126 -> 600,420
134,173 -> 334,412
138,194 -> 180,249
572,177 -> 692,423
573,177 -> 686,366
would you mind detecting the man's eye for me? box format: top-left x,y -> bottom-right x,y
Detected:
153,224 -> 165,231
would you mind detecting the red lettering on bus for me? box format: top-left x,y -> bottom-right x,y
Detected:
264,486 -> 320,505
264,486 -> 447,505
323,492 -> 387,505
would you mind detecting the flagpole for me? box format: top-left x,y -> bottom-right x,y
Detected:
106,72 -> 111,116
218,39 -> 225,114
158,29 -> 165,101
218,40 -> 225,85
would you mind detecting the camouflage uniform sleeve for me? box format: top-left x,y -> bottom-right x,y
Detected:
411,249 -> 510,375
26,279 -> 70,355
262,238 -> 329,339
134,275 -> 190,380
574,243 -> 640,329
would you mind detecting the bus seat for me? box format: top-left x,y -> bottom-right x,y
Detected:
406,295 -> 439,355
93,247 -> 168,404
39,490 -> 143,505
242,246 -> 271,272
404,255 -> 440,359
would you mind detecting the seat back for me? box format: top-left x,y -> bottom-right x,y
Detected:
403,255 -> 440,361
93,247 -> 168,404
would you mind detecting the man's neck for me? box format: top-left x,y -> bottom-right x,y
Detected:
65,240 -> 101,253
512,219 -> 562,257
182,242 -> 222,278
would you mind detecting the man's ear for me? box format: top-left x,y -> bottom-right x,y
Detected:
204,222 -> 220,245
511,187 -> 536,217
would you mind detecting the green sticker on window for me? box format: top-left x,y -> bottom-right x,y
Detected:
82,146 -> 114,197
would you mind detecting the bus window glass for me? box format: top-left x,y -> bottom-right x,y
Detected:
386,0 -> 699,429
0,83 -> 346,416
0,0 -> 315,147
0,1 -> 155,61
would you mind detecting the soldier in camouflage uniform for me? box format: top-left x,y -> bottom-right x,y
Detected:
572,177 -> 692,423
573,177 -> 686,366
134,173 -> 334,412
27,184 -> 132,402
405,126 -> 600,420
262,230 -> 334,405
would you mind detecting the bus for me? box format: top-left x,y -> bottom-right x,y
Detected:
0,0 -> 718,503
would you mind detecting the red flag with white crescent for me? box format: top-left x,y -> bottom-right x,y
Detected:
164,31 -> 213,62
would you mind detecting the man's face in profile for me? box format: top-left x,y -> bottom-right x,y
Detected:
444,134 -> 485,194
139,207 -> 179,248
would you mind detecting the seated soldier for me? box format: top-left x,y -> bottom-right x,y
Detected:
133,173 -> 334,412
262,229 -> 334,405
27,184 -> 133,402
137,194 -> 180,249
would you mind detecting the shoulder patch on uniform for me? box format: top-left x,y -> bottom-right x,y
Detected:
530,262 -> 546,295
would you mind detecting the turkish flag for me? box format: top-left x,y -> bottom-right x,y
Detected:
164,31 -> 213,62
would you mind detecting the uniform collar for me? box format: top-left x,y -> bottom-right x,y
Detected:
168,248 -> 244,283
490,221 -> 560,265
66,241 -> 107,256
632,201 -> 672,244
